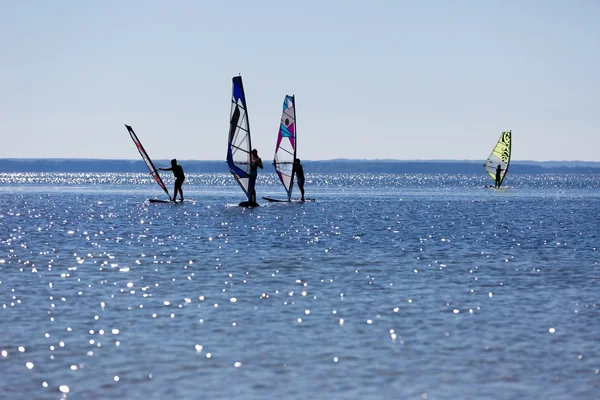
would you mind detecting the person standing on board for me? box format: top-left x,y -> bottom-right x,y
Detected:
249,149 -> 263,203
495,164 -> 503,189
160,159 -> 185,201
294,158 -> 305,201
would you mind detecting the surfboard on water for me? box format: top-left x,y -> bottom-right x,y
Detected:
227,76 -> 259,207
263,196 -> 315,203
262,196 -> 287,202
148,199 -> 194,204
238,200 -> 260,208
125,124 -> 172,202
483,130 -> 512,189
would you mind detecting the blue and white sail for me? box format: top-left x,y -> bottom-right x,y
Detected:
227,76 -> 253,200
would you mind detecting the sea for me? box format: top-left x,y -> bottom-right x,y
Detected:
0,172 -> 599,400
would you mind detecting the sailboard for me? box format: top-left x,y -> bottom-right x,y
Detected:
263,197 -> 316,203
263,95 -> 297,202
125,124 -> 172,202
227,76 -> 258,207
483,130 -> 512,188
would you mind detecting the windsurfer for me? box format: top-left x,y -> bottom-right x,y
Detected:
294,158 -> 305,201
160,159 -> 185,201
495,165 -> 503,188
249,149 -> 263,203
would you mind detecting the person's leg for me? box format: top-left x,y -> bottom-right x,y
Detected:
248,176 -> 256,203
172,181 -> 179,201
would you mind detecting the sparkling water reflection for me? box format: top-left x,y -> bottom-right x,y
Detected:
0,173 -> 599,399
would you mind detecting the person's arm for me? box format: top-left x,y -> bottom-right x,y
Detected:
159,167 -> 173,171
258,158 -> 263,169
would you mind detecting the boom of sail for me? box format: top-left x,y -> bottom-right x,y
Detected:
227,76 -> 253,201
273,95 -> 297,201
125,124 -> 171,199
484,130 -> 512,187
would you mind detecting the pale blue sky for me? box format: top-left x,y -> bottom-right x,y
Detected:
1,0 -> 598,161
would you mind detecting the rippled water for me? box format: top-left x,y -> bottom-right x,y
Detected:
1,173 -> 599,399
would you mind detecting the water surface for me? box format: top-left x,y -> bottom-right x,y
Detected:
1,173 -> 599,399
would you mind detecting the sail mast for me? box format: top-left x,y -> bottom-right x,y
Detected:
290,95 -> 297,201
501,130 -> 512,187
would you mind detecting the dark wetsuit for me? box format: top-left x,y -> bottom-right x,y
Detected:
248,155 -> 262,202
495,166 -> 502,188
173,164 -> 185,185
295,161 -> 305,200
295,162 -> 305,185
165,163 -> 185,201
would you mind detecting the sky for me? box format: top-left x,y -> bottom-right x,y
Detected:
1,0 -> 598,161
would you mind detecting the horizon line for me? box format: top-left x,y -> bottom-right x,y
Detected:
1,157 -> 600,164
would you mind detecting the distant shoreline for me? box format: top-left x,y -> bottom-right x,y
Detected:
1,158 -> 600,174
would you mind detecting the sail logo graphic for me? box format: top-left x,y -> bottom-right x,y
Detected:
500,131 -> 511,162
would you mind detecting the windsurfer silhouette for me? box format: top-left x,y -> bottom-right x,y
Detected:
294,158 -> 305,201
159,159 -> 185,201
249,149 -> 263,203
495,165 -> 503,188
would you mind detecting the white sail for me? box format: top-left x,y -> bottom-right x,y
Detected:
273,95 -> 297,201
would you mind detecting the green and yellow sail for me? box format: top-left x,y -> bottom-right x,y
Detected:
484,130 -> 512,187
